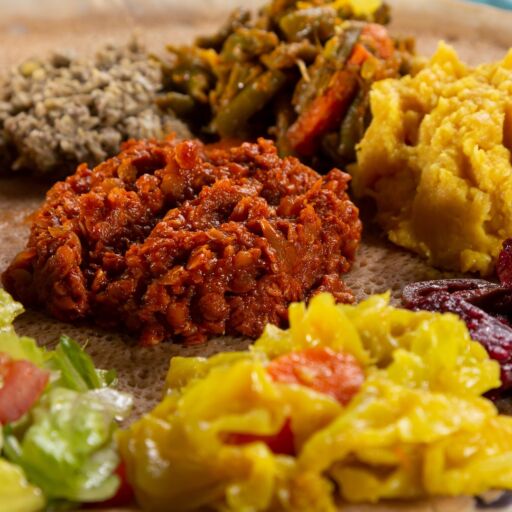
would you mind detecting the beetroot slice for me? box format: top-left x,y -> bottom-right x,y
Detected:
497,238 -> 512,289
402,278 -> 512,394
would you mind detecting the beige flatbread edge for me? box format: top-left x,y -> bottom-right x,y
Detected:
0,1 -> 512,511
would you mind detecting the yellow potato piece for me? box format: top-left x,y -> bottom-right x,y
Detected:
355,43 -> 512,275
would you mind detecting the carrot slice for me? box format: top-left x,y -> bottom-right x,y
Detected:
287,70 -> 358,156
347,43 -> 373,67
267,347 -> 364,405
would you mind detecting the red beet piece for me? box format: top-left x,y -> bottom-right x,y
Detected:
497,238 -> 512,289
402,279 -> 512,393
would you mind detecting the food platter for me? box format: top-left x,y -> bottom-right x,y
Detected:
1,0 -> 512,511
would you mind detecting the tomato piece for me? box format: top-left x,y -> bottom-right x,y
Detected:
267,347 -> 364,406
287,70 -> 358,156
0,354 -> 49,425
108,462 -> 135,507
224,418 -> 295,456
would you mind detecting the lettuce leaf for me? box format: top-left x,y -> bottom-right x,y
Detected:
0,333 -> 46,367
0,290 -> 45,366
47,336 -> 117,392
0,291 -> 113,390
0,289 -> 133,506
4,387 -> 132,503
0,288 -> 118,394
0,288 -> 24,333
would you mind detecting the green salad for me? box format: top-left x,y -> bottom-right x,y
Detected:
0,289 -> 132,511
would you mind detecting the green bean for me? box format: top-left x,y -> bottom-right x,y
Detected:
161,47 -> 216,103
279,7 -> 338,43
289,25 -> 361,115
289,22 -> 361,116
213,62 -> 263,112
185,70 -> 213,103
372,4 -> 391,24
332,2 -> 388,23
273,92 -> 296,156
221,28 -> 279,63
338,89 -> 369,162
196,8 -> 251,50
292,56 -> 334,114
261,41 -> 318,70
156,92 -> 196,117
165,46 -> 215,70
166,67 -> 210,103
323,26 -> 362,63
266,0 -> 299,20
212,69 -> 287,137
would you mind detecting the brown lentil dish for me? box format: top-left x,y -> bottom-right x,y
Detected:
2,138 -> 361,345
0,41 -> 189,177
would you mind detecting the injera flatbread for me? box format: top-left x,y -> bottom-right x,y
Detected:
1,1 -> 512,510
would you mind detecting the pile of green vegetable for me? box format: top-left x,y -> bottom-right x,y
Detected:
157,0 -> 414,168
0,289 -> 132,511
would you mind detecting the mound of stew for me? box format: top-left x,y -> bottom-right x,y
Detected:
2,138 -> 361,345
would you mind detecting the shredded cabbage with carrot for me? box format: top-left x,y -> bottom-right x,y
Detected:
119,293 -> 512,512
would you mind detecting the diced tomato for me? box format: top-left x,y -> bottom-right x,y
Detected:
224,418 -> 295,456
287,70 -> 358,156
109,462 -> 135,507
267,347 -> 364,406
0,354 -> 49,425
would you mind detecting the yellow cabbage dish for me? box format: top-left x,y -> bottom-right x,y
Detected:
354,43 -> 512,275
119,293 -> 512,512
